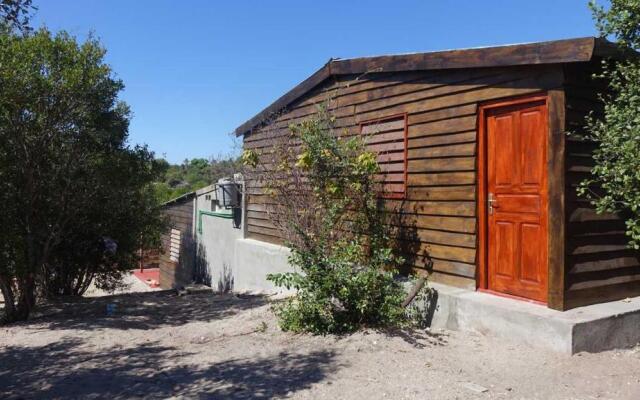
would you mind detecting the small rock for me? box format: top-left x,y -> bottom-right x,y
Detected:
462,382 -> 489,394
190,335 -> 211,344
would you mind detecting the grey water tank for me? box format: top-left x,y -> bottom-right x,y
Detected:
216,177 -> 239,207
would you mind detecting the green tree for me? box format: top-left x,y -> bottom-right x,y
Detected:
0,0 -> 35,33
0,29 -> 166,322
154,155 -> 241,203
580,1 -> 640,248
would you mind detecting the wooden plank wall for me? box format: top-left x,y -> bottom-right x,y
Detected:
244,65 -> 564,289
563,61 -> 640,309
361,115 -> 407,197
158,199 -> 195,289
141,248 -> 160,269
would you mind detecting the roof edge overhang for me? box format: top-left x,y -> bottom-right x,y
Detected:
162,191 -> 195,207
234,37 -> 626,136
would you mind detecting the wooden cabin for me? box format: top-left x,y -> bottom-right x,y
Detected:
235,37 -> 640,311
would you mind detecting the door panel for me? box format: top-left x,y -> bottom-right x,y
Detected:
493,114 -> 517,187
520,223 -> 542,283
486,100 -> 548,302
521,111 -> 545,185
495,221 -> 515,277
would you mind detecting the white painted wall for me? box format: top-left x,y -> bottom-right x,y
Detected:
234,238 -> 293,294
194,183 -> 294,294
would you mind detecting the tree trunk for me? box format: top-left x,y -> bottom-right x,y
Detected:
76,270 -> 94,296
402,277 -> 426,308
15,275 -> 35,320
0,275 -> 35,323
0,274 -> 34,323
0,275 -> 18,324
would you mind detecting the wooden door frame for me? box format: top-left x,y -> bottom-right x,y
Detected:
476,92 -> 565,309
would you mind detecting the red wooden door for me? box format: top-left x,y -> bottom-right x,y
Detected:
486,100 -> 548,302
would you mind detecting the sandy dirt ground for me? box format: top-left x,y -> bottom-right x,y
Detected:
1,291 -> 639,400
0,271 -> 157,310
83,271 -> 160,297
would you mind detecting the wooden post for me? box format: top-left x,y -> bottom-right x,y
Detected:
547,86 -> 566,310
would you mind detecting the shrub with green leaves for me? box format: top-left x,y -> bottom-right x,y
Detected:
0,28 -> 166,322
244,108 -> 409,334
580,1 -> 640,248
579,60 -> 640,248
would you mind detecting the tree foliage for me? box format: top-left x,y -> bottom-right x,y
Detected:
0,0 -> 35,33
591,0 -> 640,49
0,29 -> 166,322
580,1 -> 640,248
243,109 -> 410,334
154,156 -> 241,203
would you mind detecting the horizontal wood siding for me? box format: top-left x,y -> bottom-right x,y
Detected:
244,65 -> 564,288
159,199 -> 195,289
140,249 -> 159,269
563,62 -> 640,309
361,114 -> 407,198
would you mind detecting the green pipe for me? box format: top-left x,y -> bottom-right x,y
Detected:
198,210 -> 234,234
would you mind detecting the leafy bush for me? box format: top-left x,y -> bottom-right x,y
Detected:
579,60 -> 640,248
580,1 -> 640,248
153,156 -> 242,203
0,29 -> 166,322
269,245 -> 407,334
244,108 -> 410,334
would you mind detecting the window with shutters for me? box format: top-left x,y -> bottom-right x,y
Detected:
169,228 -> 181,262
360,114 -> 407,199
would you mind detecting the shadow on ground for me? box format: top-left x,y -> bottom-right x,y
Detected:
20,291 -> 268,331
0,337 -> 338,399
382,327 -> 448,349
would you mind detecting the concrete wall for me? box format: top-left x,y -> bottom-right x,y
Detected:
234,238 -> 292,294
198,210 -> 243,291
422,282 -> 640,353
194,182 -> 294,294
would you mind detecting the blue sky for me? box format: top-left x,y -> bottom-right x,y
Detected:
33,0 -> 598,164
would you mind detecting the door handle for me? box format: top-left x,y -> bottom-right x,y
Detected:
488,193 -> 499,215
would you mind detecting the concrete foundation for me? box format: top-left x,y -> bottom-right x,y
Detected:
192,182 -> 639,353
194,182 -> 294,294
234,238 -> 293,294
427,282 -> 640,354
